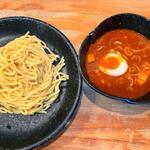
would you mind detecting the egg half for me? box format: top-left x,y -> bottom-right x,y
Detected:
99,51 -> 128,76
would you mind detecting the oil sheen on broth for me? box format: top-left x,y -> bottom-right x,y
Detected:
85,29 -> 150,99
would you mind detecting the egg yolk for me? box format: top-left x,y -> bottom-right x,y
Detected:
99,52 -> 128,76
99,56 -> 120,69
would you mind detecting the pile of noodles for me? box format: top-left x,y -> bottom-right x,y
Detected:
0,32 -> 69,115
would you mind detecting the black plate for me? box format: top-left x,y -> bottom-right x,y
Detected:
0,16 -> 82,149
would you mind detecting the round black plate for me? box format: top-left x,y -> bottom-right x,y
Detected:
0,16 -> 82,149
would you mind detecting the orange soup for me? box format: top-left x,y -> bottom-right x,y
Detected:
85,29 -> 150,99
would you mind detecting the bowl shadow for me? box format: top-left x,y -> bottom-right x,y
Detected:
83,82 -> 150,116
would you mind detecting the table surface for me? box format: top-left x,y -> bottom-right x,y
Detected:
1,0 -> 150,150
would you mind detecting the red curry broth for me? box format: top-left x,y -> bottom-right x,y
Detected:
85,29 -> 150,99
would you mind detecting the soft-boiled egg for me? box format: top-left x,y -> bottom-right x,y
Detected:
99,50 -> 128,76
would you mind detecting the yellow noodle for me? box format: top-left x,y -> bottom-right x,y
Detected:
128,64 -> 140,76
124,46 -> 133,56
131,46 -> 149,52
0,32 -> 69,115
131,55 -> 141,63
128,76 -> 134,87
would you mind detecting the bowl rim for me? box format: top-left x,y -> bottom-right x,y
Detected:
0,16 -> 83,149
79,13 -> 149,104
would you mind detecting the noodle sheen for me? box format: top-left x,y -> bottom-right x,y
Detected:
0,32 -> 69,115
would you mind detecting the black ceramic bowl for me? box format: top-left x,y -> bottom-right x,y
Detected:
79,13 -> 150,104
0,16 -> 82,149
